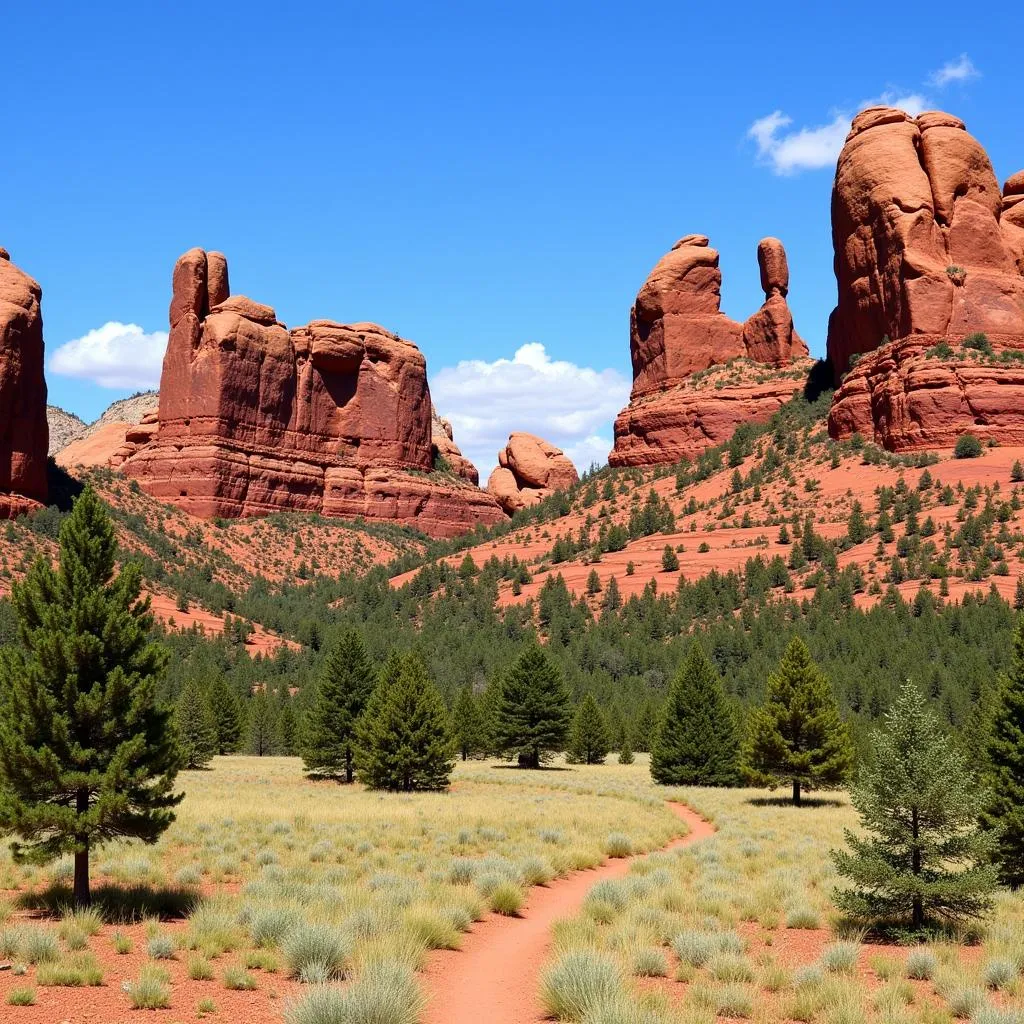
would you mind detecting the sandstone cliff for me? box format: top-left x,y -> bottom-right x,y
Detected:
0,248 -> 48,516
487,433 -> 579,514
123,249 -> 504,536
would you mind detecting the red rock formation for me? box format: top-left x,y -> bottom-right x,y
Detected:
826,108 -> 1024,380
486,433 -> 579,514
0,247 -> 48,517
827,109 -> 1024,450
742,238 -> 807,364
124,249 -> 504,536
431,407 -> 479,484
610,236 -> 807,466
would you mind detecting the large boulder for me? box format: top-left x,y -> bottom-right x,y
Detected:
486,433 -> 578,514
123,249 -> 505,536
827,109 -> 1024,450
610,236 -> 807,466
0,248 -> 48,516
827,108 -> 1024,379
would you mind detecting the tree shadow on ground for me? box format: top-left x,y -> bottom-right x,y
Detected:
491,764 -> 574,772
745,795 -> 846,809
19,882 -> 198,922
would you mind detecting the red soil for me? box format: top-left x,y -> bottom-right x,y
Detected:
420,801 -> 715,1024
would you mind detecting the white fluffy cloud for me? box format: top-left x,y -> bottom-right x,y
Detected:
930,54 -> 980,87
748,55 -> 980,176
749,92 -> 930,175
431,343 -> 630,479
49,322 -> 168,390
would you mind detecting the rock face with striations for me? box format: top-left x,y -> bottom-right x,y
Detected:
610,235 -> 808,466
827,107 -> 1024,450
486,433 -> 579,514
123,249 -> 505,536
0,248 -> 48,516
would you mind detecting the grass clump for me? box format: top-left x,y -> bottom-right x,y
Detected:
222,964 -> 258,990
198,996 -> 217,1015
112,930 -> 133,954
629,947 -> 668,978
283,960 -> 423,1024
604,833 -> 632,858
490,881 -> 525,916
146,932 -> 177,959
188,955 -> 216,980
820,941 -> 860,974
127,964 -> 172,1009
541,950 -> 624,1020
6,987 -> 36,1006
282,922 -> 351,981
983,959 -> 1017,990
946,988 -> 984,1018
906,949 -> 938,980
36,951 -> 104,986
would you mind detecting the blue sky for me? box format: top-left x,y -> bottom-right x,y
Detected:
4,2 -> 1019,476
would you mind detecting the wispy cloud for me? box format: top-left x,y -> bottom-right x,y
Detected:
930,54 -> 980,87
430,342 -> 629,479
749,57 -> 978,176
49,321 -> 167,390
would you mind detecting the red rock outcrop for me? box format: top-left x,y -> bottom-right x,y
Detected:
0,248 -> 48,516
431,407 -> 479,484
827,109 -> 1024,450
827,108 -> 1024,380
610,236 -> 808,466
123,249 -> 505,536
486,433 -> 579,514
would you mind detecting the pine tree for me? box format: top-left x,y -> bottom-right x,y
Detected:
0,487 -> 181,907
207,676 -> 242,754
493,645 -> 571,768
650,641 -> 740,786
276,686 -> 297,756
982,617 -> 1024,887
847,501 -> 869,544
245,688 -> 278,756
355,654 -> 454,791
567,694 -> 610,765
452,685 -> 485,761
301,629 -> 375,782
176,679 -> 218,769
586,569 -> 602,596
618,731 -> 635,765
661,545 -> 680,572
833,681 -> 996,929
742,636 -> 854,804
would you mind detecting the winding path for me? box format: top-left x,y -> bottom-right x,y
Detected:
421,801 -> 715,1024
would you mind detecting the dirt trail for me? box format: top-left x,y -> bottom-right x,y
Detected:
421,800 -> 715,1024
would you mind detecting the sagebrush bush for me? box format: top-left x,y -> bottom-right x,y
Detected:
282,922 -> 351,981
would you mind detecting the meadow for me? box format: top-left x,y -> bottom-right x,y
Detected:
0,757 -> 1021,1024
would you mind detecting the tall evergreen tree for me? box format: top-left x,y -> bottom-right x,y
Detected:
743,636 -> 854,804
451,685 -> 485,761
567,694 -> 610,764
302,629 -> 375,782
206,676 -> 242,754
245,688 -> 278,756
833,681 -> 996,929
175,679 -> 218,769
650,640 -> 740,786
355,654 -> 454,791
0,487 -> 181,907
982,617 -> 1024,886
494,645 -> 571,768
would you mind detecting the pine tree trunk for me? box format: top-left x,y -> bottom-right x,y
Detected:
792,779 -> 801,805
345,753 -> 353,785
912,806 -> 923,929
74,788 -> 90,908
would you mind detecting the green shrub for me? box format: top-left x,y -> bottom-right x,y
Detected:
282,922 -> 350,981
490,881 -> 525,916
222,965 -> 257,990
905,949 -> 937,980
127,965 -> 172,1009
955,434 -> 983,459
36,952 -> 104,986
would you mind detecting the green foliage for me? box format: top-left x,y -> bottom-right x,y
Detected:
206,676 -> 242,754
661,545 -> 679,572
955,434 -> 983,459
566,694 -> 610,765
175,679 -> 218,769
982,617 -> 1024,886
245,689 -> 279,756
493,645 -> 571,769
355,654 -> 454,791
451,685 -> 486,761
651,641 -> 740,786
0,487 -> 181,907
742,637 -> 854,803
301,629 -> 375,783
833,681 -> 997,929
